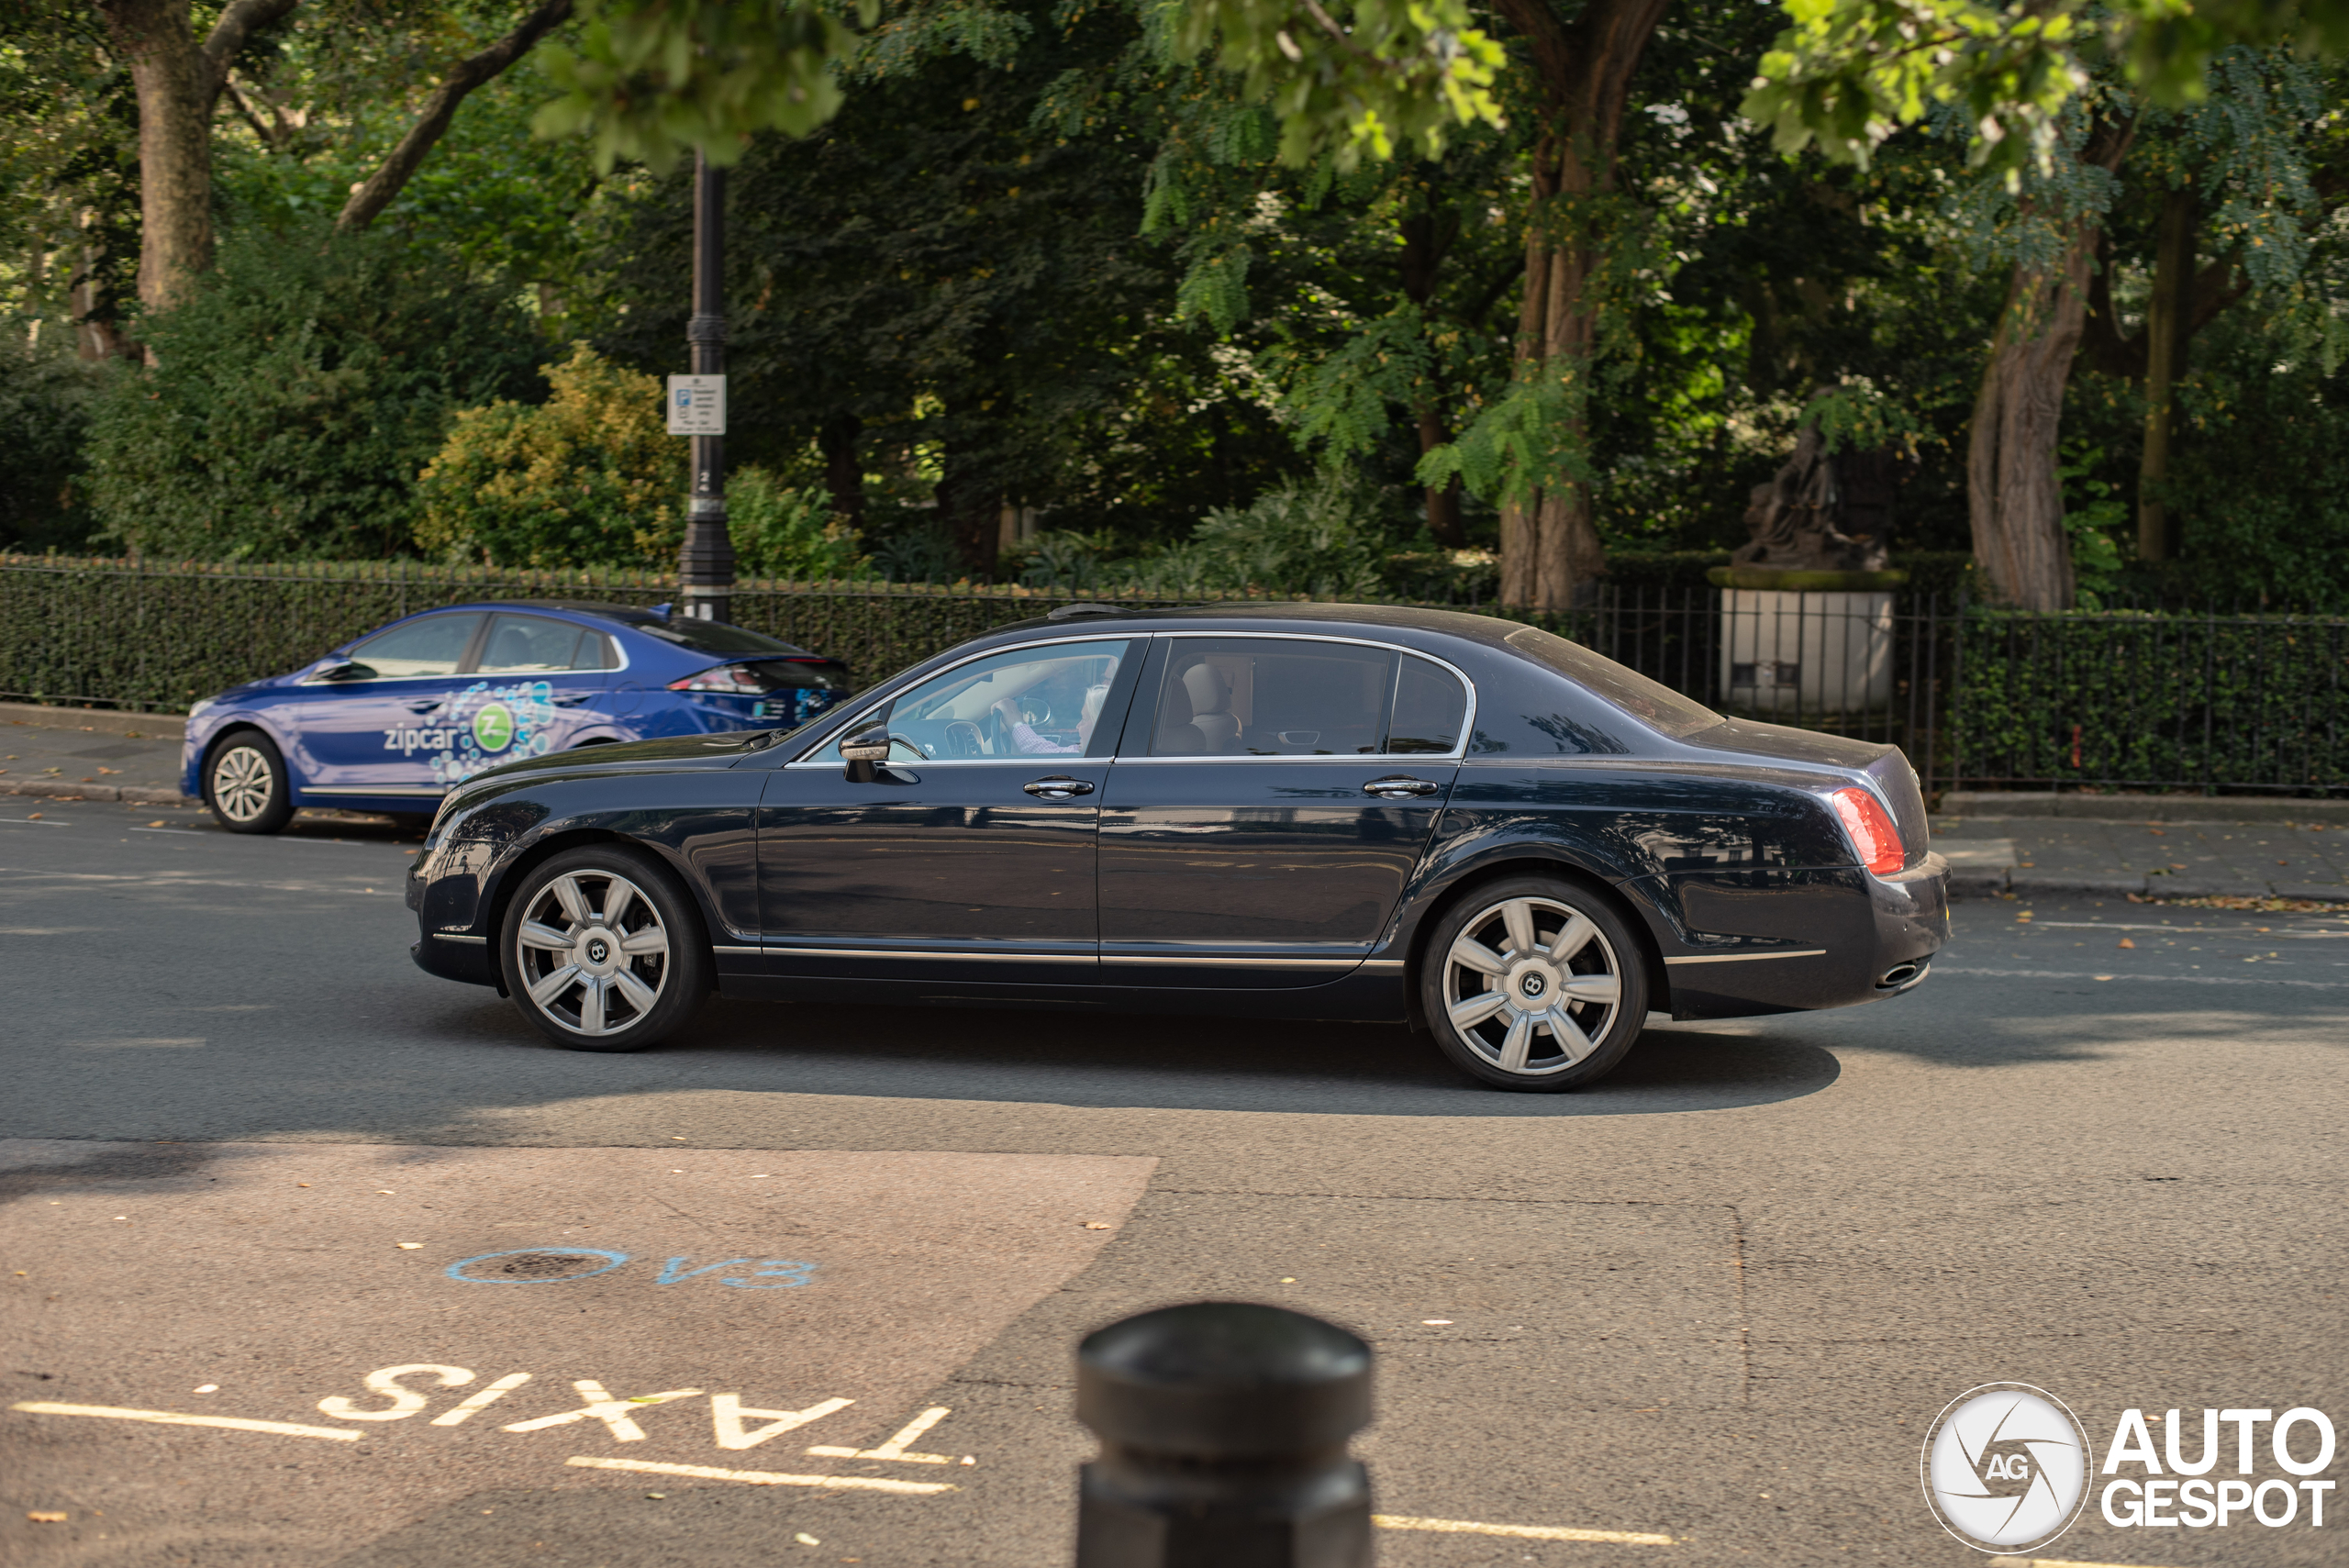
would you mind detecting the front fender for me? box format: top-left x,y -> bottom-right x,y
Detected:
182,709 -> 295,799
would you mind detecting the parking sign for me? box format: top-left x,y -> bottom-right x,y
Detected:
666,374 -> 726,435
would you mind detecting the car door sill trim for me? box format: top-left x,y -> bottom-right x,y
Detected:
740,945 -> 1097,963
1102,955 -> 1363,969
434,933 -> 488,945
1663,949 -> 1827,965
304,785 -> 449,797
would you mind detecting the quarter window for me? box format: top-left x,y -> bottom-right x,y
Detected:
477,614 -> 607,673
1388,654 -> 1470,754
344,613 -> 484,679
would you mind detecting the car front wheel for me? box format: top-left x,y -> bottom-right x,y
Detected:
1419,877 -> 1648,1091
500,845 -> 708,1051
204,730 -> 294,835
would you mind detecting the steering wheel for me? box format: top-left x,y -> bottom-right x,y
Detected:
942,720 -> 985,758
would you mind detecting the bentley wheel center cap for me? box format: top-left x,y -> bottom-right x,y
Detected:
1507,959 -> 1559,1005
579,930 -> 618,973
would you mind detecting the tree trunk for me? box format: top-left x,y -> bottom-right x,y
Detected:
1487,0 -> 1669,610
2136,184 -> 2196,563
97,0 -> 304,312
1417,399 -> 1465,549
820,415 -> 865,530
1966,122 -> 2133,610
338,0 -> 574,231
99,0 -> 214,311
936,441 -> 999,581
1398,199 -> 1467,549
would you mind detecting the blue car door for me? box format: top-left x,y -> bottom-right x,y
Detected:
443,613 -> 618,766
294,611 -> 487,805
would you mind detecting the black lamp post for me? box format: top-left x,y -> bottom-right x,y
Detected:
676,149 -> 735,623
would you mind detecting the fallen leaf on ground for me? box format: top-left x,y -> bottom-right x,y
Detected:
28,1512 -> 66,1523
1421,1318 -> 1453,1326
796,1534 -> 821,1547
2118,938 -> 2135,948
148,820 -> 163,828
2094,974 -> 2115,982
1083,1221 -> 1111,1229
396,1242 -> 423,1250
195,1385 -> 217,1394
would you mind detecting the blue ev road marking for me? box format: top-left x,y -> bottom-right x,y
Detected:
443,1249 -> 817,1287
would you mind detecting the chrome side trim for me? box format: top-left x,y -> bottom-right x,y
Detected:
1359,958 -> 1406,971
1101,954 -> 1362,970
1663,949 -> 1827,966
710,944 -> 763,956
740,945 -> 1097,963
305,785 -> 448,797
434,933 -> 488,945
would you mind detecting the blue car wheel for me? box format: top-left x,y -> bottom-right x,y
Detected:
205,729 -> 295,835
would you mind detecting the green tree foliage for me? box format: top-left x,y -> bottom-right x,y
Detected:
416,342 -> 676,566
85,223 -> 543,559
721,467 -> 863,578
0,323 -> 108,550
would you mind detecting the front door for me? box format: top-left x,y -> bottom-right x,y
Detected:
295,610 -> 488,805
753,637 -> 1134,986
1097,636 -> 1469,988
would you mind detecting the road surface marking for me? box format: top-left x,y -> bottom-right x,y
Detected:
1988,1558 -> 2192,1568
503,1381 -> 702,1440
430,1372 -> 533,1426
807,1406 -> 954,1462
565,1456 -> 955,1495
11,1401 -> 364,1441
713,1394 -> 852,1451
1373,1514 -> 1673,1545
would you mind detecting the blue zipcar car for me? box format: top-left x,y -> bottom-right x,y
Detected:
182,601 -> 853,834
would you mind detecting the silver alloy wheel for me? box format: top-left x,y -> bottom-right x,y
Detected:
209,744 -> 276,824
1440,894 -> 1624,1077
512,869 -> 671,1039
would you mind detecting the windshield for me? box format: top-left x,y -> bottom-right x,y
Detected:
1503,625 -> 1721,739
634,617 -> 805,655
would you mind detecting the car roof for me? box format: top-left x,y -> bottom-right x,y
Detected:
1005,600 -> 1536,651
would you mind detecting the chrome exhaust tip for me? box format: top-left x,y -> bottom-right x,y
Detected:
1877,962 -> 1921,989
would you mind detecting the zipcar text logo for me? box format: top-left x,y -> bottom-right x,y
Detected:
1920,1384 -> 2091,1552
2100,1406 -> 2335,1530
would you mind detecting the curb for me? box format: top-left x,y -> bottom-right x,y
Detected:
0,699 -> 186,741
1939,790 -> 2349,825
3,778 -> 192,806
1951,867 -> 2349,904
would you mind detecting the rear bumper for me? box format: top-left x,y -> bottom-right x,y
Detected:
411,932 -> 499,989
1631,852 -> 1952,1020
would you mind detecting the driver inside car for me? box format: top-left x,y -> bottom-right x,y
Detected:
989,662 -> 1116,754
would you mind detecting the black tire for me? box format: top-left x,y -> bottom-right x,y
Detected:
499,844 -> 709,1052
1417,875 -> 1650,1091
203,729 -> 295,835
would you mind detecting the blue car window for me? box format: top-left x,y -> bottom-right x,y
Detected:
805,639 -> 1130,762
1386,654 -> 1469,754
1149,639 -> 1396,757
346,613 -> 484,679
477,614 -> 596,673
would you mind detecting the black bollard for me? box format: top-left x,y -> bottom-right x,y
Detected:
1074,1301 -> 1374,1568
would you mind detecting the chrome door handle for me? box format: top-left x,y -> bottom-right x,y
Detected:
1363,776 -> 1438,798
552,695 -> 593,707
405,699 -> 443,714
1023,776 -> 1096,799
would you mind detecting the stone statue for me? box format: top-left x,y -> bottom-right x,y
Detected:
1731,422 -> 1893,573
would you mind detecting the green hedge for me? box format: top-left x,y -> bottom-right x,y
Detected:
1954,608 -> 2349,793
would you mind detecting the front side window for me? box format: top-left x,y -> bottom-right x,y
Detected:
342,613 -> 484,679
477,614 -> 604,673
805,639 -> 1130,763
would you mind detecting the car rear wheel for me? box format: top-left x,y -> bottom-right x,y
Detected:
501,845 -> 708,1052
204,730 -> 294,835
1419,877 -> 1648,1091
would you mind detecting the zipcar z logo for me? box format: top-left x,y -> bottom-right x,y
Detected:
1921,1384 -> 2091,1553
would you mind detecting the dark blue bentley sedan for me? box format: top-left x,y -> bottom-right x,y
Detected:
181,601 -> 852,834
404,603 -> 1950,1091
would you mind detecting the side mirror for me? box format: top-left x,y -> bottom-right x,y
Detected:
314,660 -> 373,683
841,724 -> 891,783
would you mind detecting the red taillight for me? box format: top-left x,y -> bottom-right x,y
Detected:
669,662 -> 763,693
1830,787 -> 1905,876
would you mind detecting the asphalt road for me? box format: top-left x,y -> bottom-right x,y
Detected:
3,799 -> 2343,1568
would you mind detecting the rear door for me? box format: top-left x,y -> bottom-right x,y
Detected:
444,613 -> 618,767
1096,635 -> 1470,988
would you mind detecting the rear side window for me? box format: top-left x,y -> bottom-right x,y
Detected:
345,613 -> 483,679
1387,654 -> 1469,754
477,614 -> 603,673
1147,639 -> 1396,757
1503,625 -> 1720,738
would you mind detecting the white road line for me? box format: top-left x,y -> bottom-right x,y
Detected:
2022,920 -> 2348,936
1373,1513 -> 1673,1545
1938,965 -> 2349,991
564,1456 -> 955,1495
1989,1557 -> 2194,1568
10,1401 -> 364,1441
0,817 -> 69,826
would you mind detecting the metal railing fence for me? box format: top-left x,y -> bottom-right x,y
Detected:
3,554 -> 2342,797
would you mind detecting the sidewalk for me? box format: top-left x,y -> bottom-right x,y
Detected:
0,701 -> 189,805
1932,802 -> 2349,902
